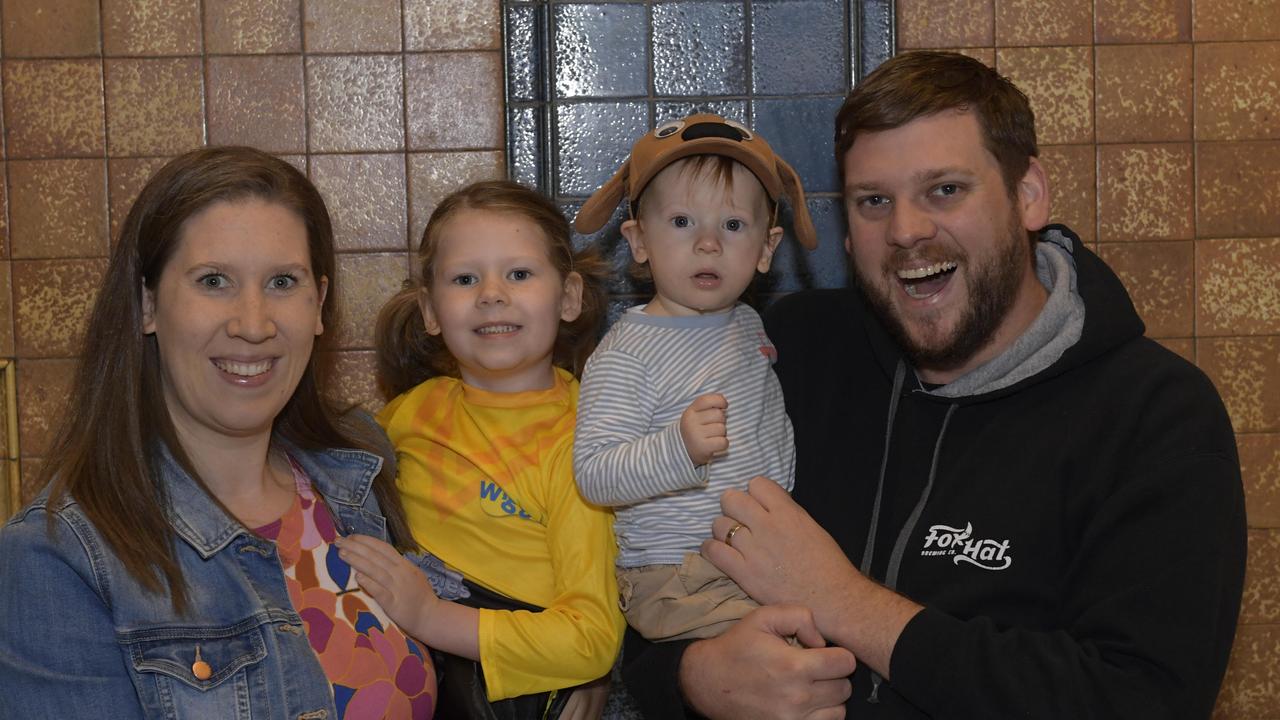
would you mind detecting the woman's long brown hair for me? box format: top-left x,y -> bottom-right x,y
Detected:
42,146 -> 415,614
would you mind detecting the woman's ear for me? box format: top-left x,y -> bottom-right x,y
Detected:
141,283 -> 157,335
560,271 -> 584,323
314,275 -> 329,336
417,287 -> 442,335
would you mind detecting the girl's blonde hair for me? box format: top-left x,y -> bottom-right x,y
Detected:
376,180 -> 610,399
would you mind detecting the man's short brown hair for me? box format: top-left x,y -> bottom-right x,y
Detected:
835,51 -> 1038,195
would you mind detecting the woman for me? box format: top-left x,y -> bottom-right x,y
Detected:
0,147 -> 435,719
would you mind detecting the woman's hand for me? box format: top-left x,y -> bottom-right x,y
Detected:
336,534 -> 439,640
560,674 -> 610,720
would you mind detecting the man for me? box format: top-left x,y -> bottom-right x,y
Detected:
622,51 -> 1246,719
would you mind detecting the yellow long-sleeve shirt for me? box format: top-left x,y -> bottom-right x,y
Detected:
377,368 -> 623,701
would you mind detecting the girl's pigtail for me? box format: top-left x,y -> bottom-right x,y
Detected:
557,244 -> 612,378
375,285 -> 453,400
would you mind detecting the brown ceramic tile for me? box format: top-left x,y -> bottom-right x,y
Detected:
1197,336 -> 1280,434
0,166 -> 9,258
332,253 -> 409,350
407,151 -> 506,250
12,259 -> 107,358
1196,42 -> 1280,141
1096,144 -> 1193,241
17,456 -> 44,507
207,56 -> 305,154
3,60 -> 105,158
896,0 -> 993,48
996,46 -> 1093,145
1195,0 -> 1280,41
305,55 -> 404,153
8,159 -> 108,260
404,0 -> 501,51
1239,433 -> 1280,527
1197,238 -> 1280,336
1038,145 -> 1096,243
1197,142 -> 1280,238
303,0 -> 401,53
280,156 -> 308,176
1241,530 -> 1280,623
19,457 -> 44,508
204,0 -> 301,54
1095,44 -> 1192,143
1095,0 -> 1191,43
406,52 -> 504,151
1214,624 -> 1280,718
1098,241 -> 1193,337
107,157 -> 169,246
102,0 -> 201,56
1154,337 -> 1194,363
939,47 -> 996,67
320,350 -> 384,411
994,0 -> 1091,46
309,154 -> 407,252
105,59 -> 205,157
14,358 -> 75,457
0,262 -> 12,356
1,0 -> 101,57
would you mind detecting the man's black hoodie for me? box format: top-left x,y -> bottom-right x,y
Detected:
622,226 -> 1246,719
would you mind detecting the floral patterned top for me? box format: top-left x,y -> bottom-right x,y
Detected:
255,458 -> 436,719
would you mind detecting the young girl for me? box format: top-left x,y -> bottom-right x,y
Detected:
336,180 -> 622,720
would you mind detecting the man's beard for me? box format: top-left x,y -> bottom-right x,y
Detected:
853,212 -> 1031,375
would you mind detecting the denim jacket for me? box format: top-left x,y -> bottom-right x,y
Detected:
0,424 -> 394,720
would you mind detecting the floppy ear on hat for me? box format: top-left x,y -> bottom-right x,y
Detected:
776,156 -> 818,250
573,160 -> 630,235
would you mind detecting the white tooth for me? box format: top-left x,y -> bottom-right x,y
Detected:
898,261 -> 957,280
216,359 -> 272,376
477,324 -> 518,335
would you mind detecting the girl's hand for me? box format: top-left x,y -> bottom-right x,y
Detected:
335,534 -> 439,640
559,674 -> 610,720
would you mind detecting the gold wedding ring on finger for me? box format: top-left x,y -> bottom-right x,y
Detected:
724,523 -> 745,547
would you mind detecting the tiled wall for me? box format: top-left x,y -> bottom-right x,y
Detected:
0,0 -> 1275,715
896,0 -> 1280,716
0,0 -> 509,512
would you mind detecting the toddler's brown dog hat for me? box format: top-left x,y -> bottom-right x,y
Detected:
573,113 -> 818,250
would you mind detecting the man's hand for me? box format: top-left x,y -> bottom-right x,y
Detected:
703,477 -> 922,676
679,605 -> 855,720
681,393 -> 728,467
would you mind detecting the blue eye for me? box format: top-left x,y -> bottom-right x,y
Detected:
509,269 -> 532,281
269,274 -> 297,290
672,215 -> 691,229
861,195 -> 889,207
198,273 -> 229,289
935,183 -> 961,197
725,218 -> 744,232
453,274 -> 477,286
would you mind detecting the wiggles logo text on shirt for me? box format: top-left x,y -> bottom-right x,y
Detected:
479,480 -> 540,522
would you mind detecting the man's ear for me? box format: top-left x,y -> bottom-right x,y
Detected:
1017,157 -> 1050,232
314,275 -> 329,336
757,226 -> 785,273
620,219 -> 649,264
417,288 -> 442,336
560,271 -> 584,322
141,283 -> 157,335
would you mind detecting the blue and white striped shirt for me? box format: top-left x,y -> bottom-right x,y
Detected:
574,304 -> 796,567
